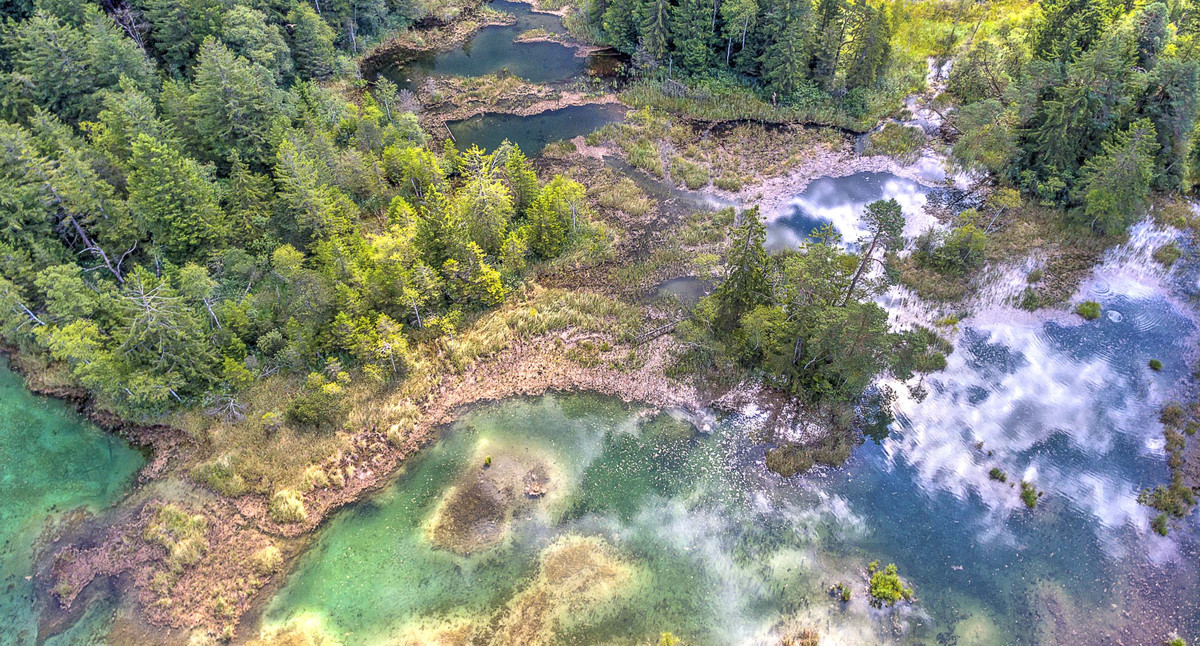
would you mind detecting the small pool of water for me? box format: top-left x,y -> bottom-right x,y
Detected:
374,0 -> 598,88
0,363 -> 144,645
448,102 -> 627,155
655,276 -> 711,307
766,171 -> 932,252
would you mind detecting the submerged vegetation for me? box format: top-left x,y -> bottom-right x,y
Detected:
1,0 -> 1199,639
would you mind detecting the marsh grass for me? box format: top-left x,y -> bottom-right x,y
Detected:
143,504 -> 208,573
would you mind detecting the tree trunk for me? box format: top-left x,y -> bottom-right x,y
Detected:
840,233 -> 878,307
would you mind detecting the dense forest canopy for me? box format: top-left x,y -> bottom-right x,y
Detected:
0,0 -> 1197,427
0,0 -> 604,420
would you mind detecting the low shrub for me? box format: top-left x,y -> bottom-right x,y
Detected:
867,561 -> 913,607
988,467 -> 1007,483
1020,481 -> 1043,509
1075,300 -> 1102,320
1150,358 -> 1164,371
1153,242 -> 1182,267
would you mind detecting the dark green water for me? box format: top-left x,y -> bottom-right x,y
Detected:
0,363 -> 144,645
375,0 -> 606,88
447,103 -> 627,155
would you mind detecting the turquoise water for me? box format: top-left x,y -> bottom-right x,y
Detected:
447,103 -> 627,155
262,273 -> 1200,644
0,363 -> 144,645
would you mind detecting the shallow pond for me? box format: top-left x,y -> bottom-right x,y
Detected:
655,276 -> 711,307
0,363 -> 144,645
766,171 -> 933,252
374,0 -> 604,88
262,267 -> 1200,644
447,102 -> 627,155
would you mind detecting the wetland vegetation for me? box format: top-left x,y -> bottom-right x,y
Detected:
0,0 -> 1199,643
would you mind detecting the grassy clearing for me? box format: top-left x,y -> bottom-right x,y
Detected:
593,176 -> 654,217
447,287 -> 641,369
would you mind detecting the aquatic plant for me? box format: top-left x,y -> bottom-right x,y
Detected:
1150,358 -> 1164,371
1019,287 -> 1042,311
1166,635 -> 1187,646
1020,481 -> 1042,509
1139,401 -> 1198,534
867,561 -> 913,607
1075,301 -> 1102,320
1027,269 -> 1044,283
832,582 -> 852,602
988,467 -> 1008,483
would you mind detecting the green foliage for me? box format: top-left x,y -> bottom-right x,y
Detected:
865,123 -> 925,163
1075,301 -> 1102,320
989,467 -> 1007,483
1020,481 -> 1043,509
286,372 -> 349,433
1153,242 -> 1182,267
913,212 -> 987,276
0,1 -> 592,422
1150,358 -> 1164,371
714,208 -> 769,331
867,561 -> 913,607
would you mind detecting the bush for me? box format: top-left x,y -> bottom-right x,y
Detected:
1019,287 -> 1041,311
270,490 -> 308,523
670,157 -> 709,189
1020,481 -> 1042,509
865,122 -> 925,164
251,545 -> 283,576
1150,358 -> 1164,371
285,373 -> 348,432
191,456 -> 249,497
1027,269 -> 1044,283
1075,300 -> 1102,320
913,217 -> 986,275
988,467 -> 1007,483
628,139 -> 663,177
1153,242 -> 1182,267
714,173 -> 743,191
867,561 -> 913,607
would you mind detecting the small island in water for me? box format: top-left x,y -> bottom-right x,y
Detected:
0,0 -> 1198,644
